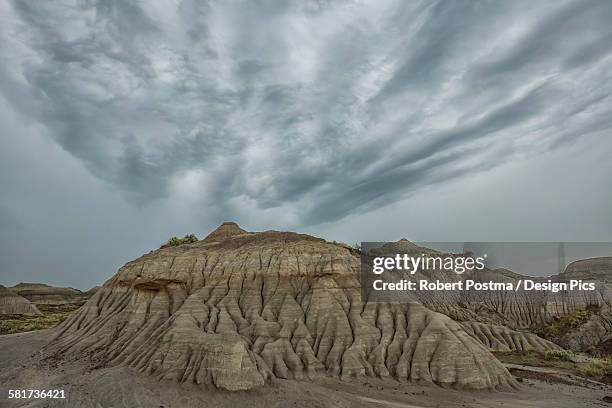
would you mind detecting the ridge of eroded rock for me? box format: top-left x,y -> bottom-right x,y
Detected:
48,230 -> 516,391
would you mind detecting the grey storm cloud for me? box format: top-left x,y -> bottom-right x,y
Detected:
1,0 -> 612,290
2,0 -> 612,224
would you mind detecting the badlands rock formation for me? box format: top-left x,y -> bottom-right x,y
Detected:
367,242 -> 612,352
460,321 -> 559,352
561,257 -> 612,283
48,223 -> 516,391
550,257 -> 612,350
0,285 -> 41,315
9,282 -> 84,305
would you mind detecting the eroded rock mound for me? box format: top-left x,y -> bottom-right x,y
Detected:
9,283 -> 83,305
367,241 -> 612,352
0,285 -> 41,315
49,225 -> 515,391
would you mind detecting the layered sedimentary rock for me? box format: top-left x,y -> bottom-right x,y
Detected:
458,268 -> 611,351
364,241 -> 612,352
547,258 -> 612,350
561,257 -> 612,283
9,283 -> 84,305
80,286 -> 100,300
461,322 -> 559,352
201,221 -> 249,243
0,285 -> 41,315
557,307 -> 612,351
49,224 -> 515,391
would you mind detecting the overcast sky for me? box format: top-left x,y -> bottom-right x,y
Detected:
1,0 -> 612,290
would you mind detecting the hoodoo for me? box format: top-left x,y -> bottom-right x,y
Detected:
48,223 -> 516,391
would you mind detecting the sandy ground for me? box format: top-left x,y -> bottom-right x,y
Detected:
1,330 -> 611,408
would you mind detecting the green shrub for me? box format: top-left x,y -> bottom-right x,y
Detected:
544,349 -> 575,362
165,234 -> 199,247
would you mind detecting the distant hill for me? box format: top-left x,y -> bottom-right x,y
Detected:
0,284 -> 41,315
9,282 -> 83,305
559,257 -> 612,283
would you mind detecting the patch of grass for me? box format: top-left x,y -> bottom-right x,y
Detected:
544,349 -> 575,362
0,304 -> 80,335
584,357 -> 612,379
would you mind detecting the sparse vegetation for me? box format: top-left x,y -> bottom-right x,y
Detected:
165,234 -> 199,247
584,357 -> 612,379
537,309 -> 591,341
0,303 -> 80,335
544,349 -> 574,362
